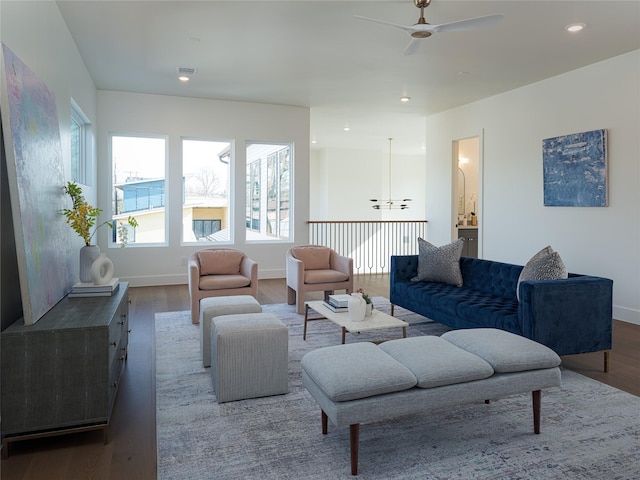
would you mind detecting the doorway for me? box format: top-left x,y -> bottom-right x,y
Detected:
453,136 -> 480,258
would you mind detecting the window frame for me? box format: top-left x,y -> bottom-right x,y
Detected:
245,141 -> 293,243
109,132 -> 169,247
70,99 -> 91,185
180,136 -> 234,245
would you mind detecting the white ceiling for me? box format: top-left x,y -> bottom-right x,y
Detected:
56,0 -> 640,154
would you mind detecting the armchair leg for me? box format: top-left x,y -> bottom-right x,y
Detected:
287,286 -> 296,306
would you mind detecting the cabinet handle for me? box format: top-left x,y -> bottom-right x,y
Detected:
120,356 -> 126,361
117,320 -> 124,325
110,341 -> 117,347
111,381 -> 118,389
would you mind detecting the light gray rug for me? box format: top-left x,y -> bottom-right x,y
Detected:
156,300 -> 640,479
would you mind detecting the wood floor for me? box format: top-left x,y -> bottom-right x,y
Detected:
2,276 -> 639,479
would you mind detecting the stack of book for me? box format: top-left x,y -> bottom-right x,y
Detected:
323,294 -> 352,313
68,278 -> 120,298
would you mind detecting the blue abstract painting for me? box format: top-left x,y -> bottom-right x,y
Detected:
542,129 -> 608,207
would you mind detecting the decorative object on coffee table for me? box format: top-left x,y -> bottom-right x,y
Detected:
348,292 -> 366,322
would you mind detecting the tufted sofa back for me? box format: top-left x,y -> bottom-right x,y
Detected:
459,257 -> 523,299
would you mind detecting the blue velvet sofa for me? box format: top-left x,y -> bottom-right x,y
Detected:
390,255 -> 613,370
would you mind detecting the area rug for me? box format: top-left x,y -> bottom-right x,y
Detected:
156,300 -> 640,480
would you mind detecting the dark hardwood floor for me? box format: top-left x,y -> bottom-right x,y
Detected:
2,276 -> 638,479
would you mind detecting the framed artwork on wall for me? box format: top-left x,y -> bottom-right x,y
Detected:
1,43 -> 75,325
542,129 -> 608,207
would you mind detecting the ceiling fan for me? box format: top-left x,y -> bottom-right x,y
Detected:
354,0 -> 504,56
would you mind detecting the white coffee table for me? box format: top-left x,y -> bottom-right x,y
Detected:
304,300 -> 408,344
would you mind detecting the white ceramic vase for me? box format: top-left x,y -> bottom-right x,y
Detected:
91,253 -> 115,285
79,245 -> 101,283
348,292 -> 366,322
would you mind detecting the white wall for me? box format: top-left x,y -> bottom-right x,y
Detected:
0,0 -> 98,315
426,50 -> 640,324
97,91 -> 310,284
310,146 -> 427,221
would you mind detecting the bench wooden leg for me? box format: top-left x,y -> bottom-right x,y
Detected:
604,350 -> 610,373
350,424 -> 359,476
390,304 -> 395,316
532,390 -> 541,434
322,410 -> 328,434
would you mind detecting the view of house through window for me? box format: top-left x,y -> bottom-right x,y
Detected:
111,134 -> 167,245
246,142 -> 291,241
182,138 -> 231,243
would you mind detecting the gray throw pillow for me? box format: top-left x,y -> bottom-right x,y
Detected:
411,237 -> 464,287
517,246 -> 568,301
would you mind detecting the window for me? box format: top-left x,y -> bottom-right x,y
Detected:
70,100 -> 90,184
182,138 -> 232,243
111,134 -> 167,245
245,142 -> 291,242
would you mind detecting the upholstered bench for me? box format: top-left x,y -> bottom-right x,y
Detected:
200,295 -> 262,367
301,328 -> 562,475
211,312 -> 288,403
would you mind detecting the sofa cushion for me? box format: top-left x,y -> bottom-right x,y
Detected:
301,342 -> 417,402
412,237 -> 464,287
199,274 -> 251,290
291,246 -> 331,270
198,249 -> 243,275
517,246 -> 568,300
379,336 -> 494,388
441,328 -> 561,373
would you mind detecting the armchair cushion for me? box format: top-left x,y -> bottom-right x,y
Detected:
198,249 -> 244,275
304,270 -> 350,285
290,246 -> 331,270
199,274 -> 251,291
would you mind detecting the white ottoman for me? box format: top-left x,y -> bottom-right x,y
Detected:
200,295 -> 262,367
211,313 -> 288,403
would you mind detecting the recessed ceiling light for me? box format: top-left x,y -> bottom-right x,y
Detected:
176,67 -> 197,82
343,126 -> 351,132
400,96 -> 411,103
565,23 -> 586,33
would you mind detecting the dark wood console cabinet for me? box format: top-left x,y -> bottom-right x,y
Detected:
1,282 -> 129,457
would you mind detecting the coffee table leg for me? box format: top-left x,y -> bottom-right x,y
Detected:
342,327 -> 346,344
304,304 -> 309,341
402,326 -> 407,338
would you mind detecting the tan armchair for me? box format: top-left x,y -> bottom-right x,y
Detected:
188,248 -> 258,324
286,245 -> 353,314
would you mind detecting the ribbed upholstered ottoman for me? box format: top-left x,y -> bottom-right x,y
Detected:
211,313 -> 289,403
200,295 -> 262,367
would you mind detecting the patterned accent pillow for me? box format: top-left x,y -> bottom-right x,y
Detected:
411,237 -> 464,287
517,246 -> 568,301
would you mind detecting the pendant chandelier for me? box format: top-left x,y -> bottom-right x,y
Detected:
370,137 -> 411,210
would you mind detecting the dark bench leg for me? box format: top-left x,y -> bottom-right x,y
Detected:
350,424 -> 359,476
532,390 -> 541,434
604,350 -> 610,373
322,410 -> 328,434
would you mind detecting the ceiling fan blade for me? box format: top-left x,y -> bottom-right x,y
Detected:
403,38 -> 421,56
431,14 -> 504,34
353,15 -> 416,35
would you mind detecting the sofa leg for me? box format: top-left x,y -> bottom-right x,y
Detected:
322,410 -> 328,435
604,350 -> 610,373
350,424 -> 359,476
390,304 -> 395,316
532,390 -> 541,434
